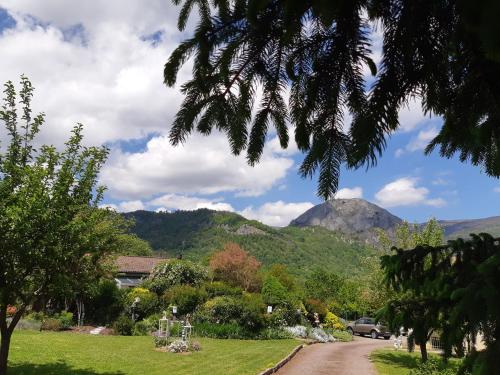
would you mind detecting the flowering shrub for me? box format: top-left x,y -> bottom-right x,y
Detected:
148,260 -> 209,295
284,325 -> 309,338
284,325 -> 335,342
6,305 -> 17,317
189,341 -> 202,351
168,340 -> 189,353
324,312 -> 345,330
310,328 -> 335,343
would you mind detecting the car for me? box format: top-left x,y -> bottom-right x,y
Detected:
346,317 -> 391,340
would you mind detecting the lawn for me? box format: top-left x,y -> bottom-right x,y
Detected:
7,330 -> 299,375
371,349 -> 462,375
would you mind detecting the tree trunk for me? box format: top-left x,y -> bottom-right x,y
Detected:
419,341 -> 428,362
0,332 -> 11,375
0,305 -> 26,375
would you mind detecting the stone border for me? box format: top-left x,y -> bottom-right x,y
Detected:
258,344 -> 305,375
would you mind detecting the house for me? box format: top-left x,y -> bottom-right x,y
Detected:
114,255 -> 167,289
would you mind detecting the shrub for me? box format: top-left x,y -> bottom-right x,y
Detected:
41,318 -> 62,331
324,312 -> 345,330
86,279 -> 124,325
168,339 -> 189,353
194,322 -> 250,339
163,285 -> 207,316
190,341 -> 201,351
125,287 -> 158,320
255,327 -> 293,340
143,313 -> 162,333
284,325 -> 309,339
113,315 -> 134,336
202,281 -> 242,298
133,321 -> 149,336
153,334 -> 168,348
54,311 -> 74,329
304,299 -> 328,323
408,358 -> 457,375
39,311 -> 73,331
262,275 -> 289,306
310,327 -> 335,342
148,260 -> 209,295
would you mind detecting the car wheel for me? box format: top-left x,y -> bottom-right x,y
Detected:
347,327 -> 354,336
370,330 -> 378,339
384,336 -> 391,340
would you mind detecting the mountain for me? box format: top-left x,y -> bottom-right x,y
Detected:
439,216 -> 500,239
289,198 -> 500,241
290,198 -> 402,243
124,209 -> 376,277
123,200 -> 500,278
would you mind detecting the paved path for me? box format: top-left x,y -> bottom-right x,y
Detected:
275,337 -> 391,375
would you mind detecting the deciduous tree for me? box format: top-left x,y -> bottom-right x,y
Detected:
0,77 -> 125,374
209,243 -> 261,291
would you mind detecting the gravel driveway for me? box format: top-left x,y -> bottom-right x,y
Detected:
275,336 -> 391,375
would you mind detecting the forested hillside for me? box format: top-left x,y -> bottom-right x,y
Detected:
124,209 -> 376,277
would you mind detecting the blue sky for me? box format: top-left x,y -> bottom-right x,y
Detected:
0,2 -> 499,226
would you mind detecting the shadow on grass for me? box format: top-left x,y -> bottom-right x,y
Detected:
372,351 -> 421,369
9,361 -> 125,375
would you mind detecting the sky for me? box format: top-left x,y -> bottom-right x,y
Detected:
0,1 -> 499,227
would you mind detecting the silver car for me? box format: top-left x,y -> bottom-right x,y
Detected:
346,317 -> 391,340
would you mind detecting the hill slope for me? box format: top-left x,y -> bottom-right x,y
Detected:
439,216 -> 500,239
124,209 -> 375,277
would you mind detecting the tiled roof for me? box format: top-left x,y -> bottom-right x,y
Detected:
115,256 -> 167,274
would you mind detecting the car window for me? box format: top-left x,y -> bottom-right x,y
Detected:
366,318 -> 374,325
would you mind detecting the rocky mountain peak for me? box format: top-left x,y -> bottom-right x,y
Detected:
289,198 -> 402,242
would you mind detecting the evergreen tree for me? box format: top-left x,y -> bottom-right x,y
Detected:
382,233 -> 500,373
165,0 -> 500,198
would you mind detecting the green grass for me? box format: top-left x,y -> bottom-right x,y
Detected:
7,330 -> 299,375
371,349 -> 462,375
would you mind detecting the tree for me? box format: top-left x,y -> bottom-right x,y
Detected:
165,0 -> 500,199
0,77 -> 126,374
377,219 -> 445,361
381,234 -> 500,373
209,242 -> 261,291
115,233 -> 154,256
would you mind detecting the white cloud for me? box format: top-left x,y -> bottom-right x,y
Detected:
334,187 -> 363,199
395,127 -> 439,157
375,177 -> 446,208
100,134 -> 294,200
148,194 -> 234,212
397,98 -> 429,132
494,187 -> 500,193
0,6 -> 299,202
99,200 -> 144,212
406,127 -> 439,152
432,177 -> 453,186
0,3 -> 187,148
240,201 -> 314,227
